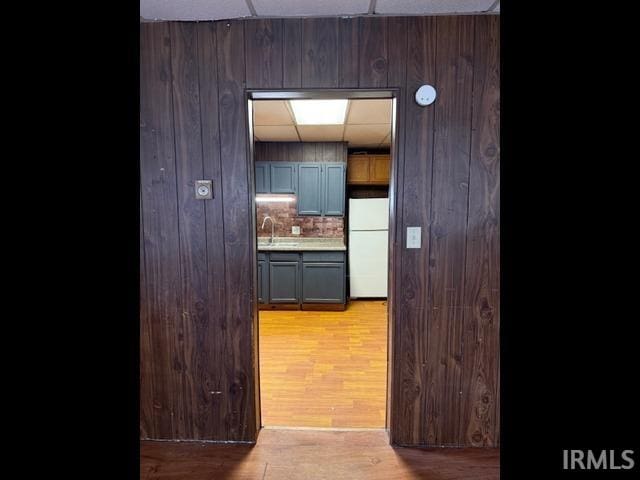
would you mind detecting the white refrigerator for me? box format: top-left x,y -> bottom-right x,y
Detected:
348,198 -> 389,298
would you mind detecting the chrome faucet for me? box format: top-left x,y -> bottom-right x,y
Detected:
261,215 -> 276,243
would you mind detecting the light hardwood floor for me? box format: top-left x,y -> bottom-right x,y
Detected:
259,300 -> 387,428
141,430 -> 500,480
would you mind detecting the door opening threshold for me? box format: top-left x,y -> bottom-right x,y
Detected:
262,426 -> 386,432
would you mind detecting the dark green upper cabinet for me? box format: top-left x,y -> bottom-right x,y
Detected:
256,161 -> 344,215
323,163 -> 346,216
297,163 -> 323,215
270,163 -> 297,193
255,161 -> 270,194
297,162 -> 345,216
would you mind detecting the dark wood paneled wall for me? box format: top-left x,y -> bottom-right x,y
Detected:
140,15 -> 500,446
254,141 -> 347,163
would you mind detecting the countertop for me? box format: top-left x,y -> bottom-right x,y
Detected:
258,237 -> 346,251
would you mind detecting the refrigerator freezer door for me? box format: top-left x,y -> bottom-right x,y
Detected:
348,230 -> 388,298
348,198 -> 389,231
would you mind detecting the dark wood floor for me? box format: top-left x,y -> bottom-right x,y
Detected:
141,429 -> 500,479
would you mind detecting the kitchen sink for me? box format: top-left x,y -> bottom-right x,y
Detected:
260,242 -> 299,247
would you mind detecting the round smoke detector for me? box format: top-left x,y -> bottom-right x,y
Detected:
415,85 -> 437,106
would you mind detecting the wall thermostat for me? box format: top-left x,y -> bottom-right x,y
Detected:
195,180 -> 213,200
415,85 -> 436,106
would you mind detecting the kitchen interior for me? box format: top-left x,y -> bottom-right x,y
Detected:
253,98 -> 392,428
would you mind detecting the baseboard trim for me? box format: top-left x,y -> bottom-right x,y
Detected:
261,426 -> 385,432
140,438 -> 256,445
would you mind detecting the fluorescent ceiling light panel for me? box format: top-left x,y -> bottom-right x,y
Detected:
289,100 -> 348,125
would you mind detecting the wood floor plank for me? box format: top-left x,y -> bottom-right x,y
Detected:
140,429 -> 499,480
259,300 -> 388,428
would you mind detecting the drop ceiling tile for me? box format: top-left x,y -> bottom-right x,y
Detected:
376,0 -> 495,15
347,99 -> 392,125
297,125 -> 345,142
140,0 -> 251,21
344,124 -> 391,146
252,0 -> 370,17
253,125 -> 299,142
253,101 -> 294,126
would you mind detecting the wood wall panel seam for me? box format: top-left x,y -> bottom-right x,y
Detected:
245,19 -> 284,89
394,16 -> 436,445
459,15 -> 500,447
302,17 -> 339,88
338,17 -> 359,88
197,21 -> 229,441
215,19 -> 257,441
426,15 -> 476,445
458,15 -> 477,446
385,15 -> 408,444
167,20 -> 185,440
171,21 -> 216,440
358,17 -> 389,89
140,191 -> 155,439
282,19 -> 302,88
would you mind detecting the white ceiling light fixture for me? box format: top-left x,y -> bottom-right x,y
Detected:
289,99 -> 348,125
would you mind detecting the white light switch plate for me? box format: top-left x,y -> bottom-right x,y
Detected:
407,227 -> 421,249
292,226 -> 300,235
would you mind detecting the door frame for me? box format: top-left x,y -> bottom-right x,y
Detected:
245,89 -> 401,441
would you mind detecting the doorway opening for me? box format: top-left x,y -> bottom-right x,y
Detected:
247,90 -> 398,430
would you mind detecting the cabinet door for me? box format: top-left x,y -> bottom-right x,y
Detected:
324,163 -> 345,216
269,261 -> 299,303
347,155 -> 370,184
302,263 -> 345,303
297,163 -> 323,215
255,162 -> 271,193
258,259 -> 268,304
270,163 -> 297,193
369,155 -> 390,184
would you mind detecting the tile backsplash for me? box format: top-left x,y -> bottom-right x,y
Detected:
256,198 -> 344,238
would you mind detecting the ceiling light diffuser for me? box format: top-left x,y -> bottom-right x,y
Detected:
289,99 -> 348,125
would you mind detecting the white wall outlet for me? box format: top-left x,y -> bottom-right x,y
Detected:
291,226 -> 301,235
406,226 -> 421,249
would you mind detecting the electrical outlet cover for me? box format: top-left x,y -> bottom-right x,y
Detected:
195,180 -> 213,200
292,226 -> 301,235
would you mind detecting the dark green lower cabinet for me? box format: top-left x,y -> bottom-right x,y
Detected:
302,263 -> 345,303
269,261 -> 299,303
259,251 -> 346,306
258,259 -> 268,304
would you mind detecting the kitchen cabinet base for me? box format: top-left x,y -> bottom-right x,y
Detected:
259,303 -> 300,311
258,303 -> 346,311
301,303 -> 346,311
